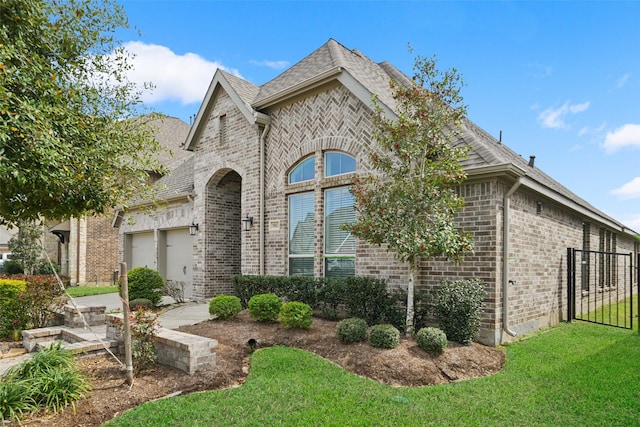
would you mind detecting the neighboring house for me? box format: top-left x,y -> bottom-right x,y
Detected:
116,39 -> 639,345
45,115 -> 191,286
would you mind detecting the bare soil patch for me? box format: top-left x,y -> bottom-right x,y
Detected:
12,311 -> 504,426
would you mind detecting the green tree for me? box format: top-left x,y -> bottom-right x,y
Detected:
8,220 -> 42,275
346,52 -> 474,334
0,0 -> 163,226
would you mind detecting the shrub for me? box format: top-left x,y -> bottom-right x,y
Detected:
343,277 -> 391,325
416,327 -> 448,355
434,279 -> 486,344
130,308 -> 159,373
315,278 -> 345,320
2,259 -> 23,275
248,293 -> 282,321
129,298 -> 153,311
209,295 -> 242,320
369,324 -> 400,349
336,317 -> 367,343
124,267 -> 164,307
4,343 -> 90,415
0,379 -> 36,422
279,301 -> 313,329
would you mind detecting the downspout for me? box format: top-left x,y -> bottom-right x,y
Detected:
502,178 -> 521,339
259,123 -> 271,275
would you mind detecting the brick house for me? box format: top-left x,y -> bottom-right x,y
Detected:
116,39 -> 639,345
46,115 -> 190,286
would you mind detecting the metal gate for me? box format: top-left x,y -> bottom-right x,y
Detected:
567,248 -> 637,329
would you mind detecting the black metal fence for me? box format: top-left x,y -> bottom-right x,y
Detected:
567,248 -> 637,330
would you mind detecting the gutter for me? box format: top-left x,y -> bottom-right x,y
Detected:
259,123 -> 271,275
502,177 -> 521,339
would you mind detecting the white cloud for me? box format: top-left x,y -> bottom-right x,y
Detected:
611,177 -> 640,200
621,214 -> 640,231
121,41 -> 240,105
537,100 -> 590,130
250,60 -> 290,70
617,73 -> 630,88
603,123 -> 640,153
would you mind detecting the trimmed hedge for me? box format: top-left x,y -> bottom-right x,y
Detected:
209,295 -> 242,320
416,327 -> 448,355
369,324 -> 400,349
278,301 -> 313,329
124,267 -> 164,307
336,317 -> 367,343
248,293 -> 282,322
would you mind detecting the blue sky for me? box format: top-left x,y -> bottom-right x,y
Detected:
118,0 -> 640,231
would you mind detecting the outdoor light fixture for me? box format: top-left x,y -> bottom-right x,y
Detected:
536,201 -> 543,215
242,215 -> 253,231
189,222 -> 199,236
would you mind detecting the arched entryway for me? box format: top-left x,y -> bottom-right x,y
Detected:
204,169 -> 242,296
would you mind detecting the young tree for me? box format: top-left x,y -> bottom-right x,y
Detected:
346,53 -> 474,334
0,0 -> 163,226
8,220 -> 42,275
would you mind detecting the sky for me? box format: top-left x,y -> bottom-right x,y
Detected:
117,0 -> 640,232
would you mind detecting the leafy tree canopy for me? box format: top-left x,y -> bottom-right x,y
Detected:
347,52 -> 474,266
0,0 -> 163,226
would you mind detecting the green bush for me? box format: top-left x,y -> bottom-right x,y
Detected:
248,293 -> 282,321
434,279 -> 486,344
124,267 -> 164,307
3,343 -> 90,416
369,324 -> 400,349
131,308 -> 159,373
129,298 -> 153,311
315,278 -> 345,319
343,277 -> 391,326
279,301 -> 313,329
209,295 -> 242,320
0,378 -> 36,422
2,259 -> 23,275
336,317 -> 367,343
416,327 -> 448,355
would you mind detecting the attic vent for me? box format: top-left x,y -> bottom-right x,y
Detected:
528,155 -> 535,167
219,114 -> 227,145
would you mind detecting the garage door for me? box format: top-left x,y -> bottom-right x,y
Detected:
164,228 -> 193,299
130,232 -> 155,269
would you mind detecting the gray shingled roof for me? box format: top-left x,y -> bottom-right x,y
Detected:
145,115 -> 192,171
154,155 -> 194,200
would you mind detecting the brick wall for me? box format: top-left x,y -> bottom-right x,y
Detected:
85,215 -> 120,285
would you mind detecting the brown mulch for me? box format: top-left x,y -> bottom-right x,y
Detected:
7,312 -> 505,426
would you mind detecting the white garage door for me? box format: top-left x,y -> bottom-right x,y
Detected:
130,232 -> 155,269
164,228 -> 193,299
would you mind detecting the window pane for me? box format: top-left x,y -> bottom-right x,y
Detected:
290,258 -> 314,277
325,257 -> 355,278
289,193 -> 314,255
325,187 -> 355,255
325,152 -> 356,177
289,157 -> 315,184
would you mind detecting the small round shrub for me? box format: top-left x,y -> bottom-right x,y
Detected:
2,259 -> 23,275
369,324 -> 400,349
129,298 -> 153,311
248,293 -> 282,321
209,295 -> 242,320
124,267 -> 164,307
434,279 -> 486,344
278,301 -> 313,329
416,327 -> 448,355
336,317 -> 367,343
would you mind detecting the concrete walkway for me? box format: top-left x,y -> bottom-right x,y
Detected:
0,293 -> 211,376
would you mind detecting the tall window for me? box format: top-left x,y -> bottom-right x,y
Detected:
288,193 -> 314,276
288,152 -> 356,277
325,187 -> 355,277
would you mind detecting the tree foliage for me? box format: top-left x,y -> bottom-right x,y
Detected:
347,53 -> 473,266
0,0 -> 163,225
8,220 -> 42,275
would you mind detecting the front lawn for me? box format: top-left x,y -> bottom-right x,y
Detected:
106,321 -> 640,426
65,285 -> 118,298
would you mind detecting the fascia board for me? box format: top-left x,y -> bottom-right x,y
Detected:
337,72 -> 396,120
520,176 -> 637,236
465,163 -> 526,181
253,67 -> 343,109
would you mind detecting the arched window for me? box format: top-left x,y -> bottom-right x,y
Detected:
325,152 -> 356,177
288,157 -> 315,184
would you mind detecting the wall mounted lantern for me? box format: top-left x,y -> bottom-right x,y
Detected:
189,222 -> 199,236
242,215 -> 254,231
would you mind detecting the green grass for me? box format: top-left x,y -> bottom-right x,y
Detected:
577,293 -> 638,329
65,285 -> 118,298
107,321 -> 640,426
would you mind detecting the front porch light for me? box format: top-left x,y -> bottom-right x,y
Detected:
242,215 -> 253,231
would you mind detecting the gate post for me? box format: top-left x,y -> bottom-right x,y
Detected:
567,248 -> 575,322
